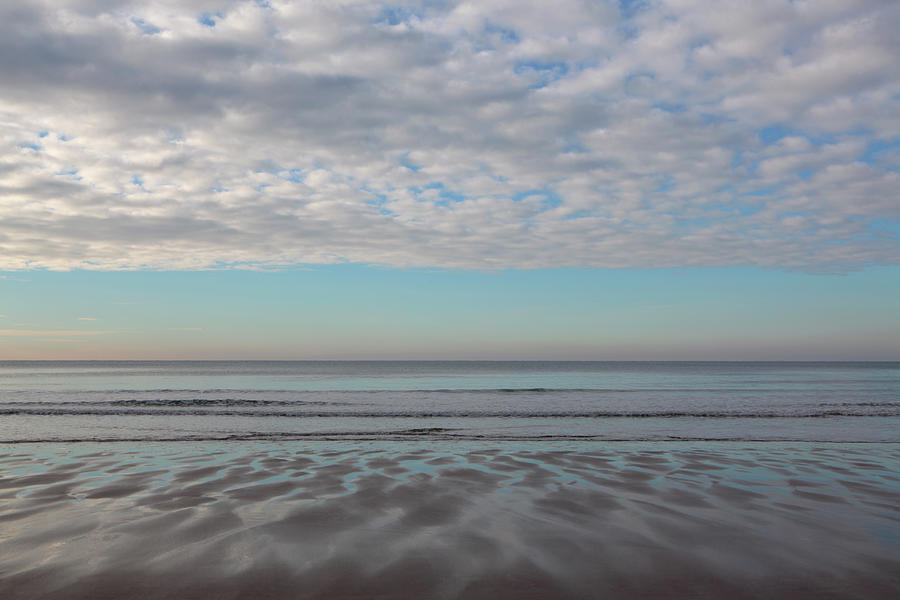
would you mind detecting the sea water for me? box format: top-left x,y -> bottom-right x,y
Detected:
1,361 -> 898,443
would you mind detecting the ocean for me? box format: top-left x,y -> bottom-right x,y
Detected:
2,360 -> 898,443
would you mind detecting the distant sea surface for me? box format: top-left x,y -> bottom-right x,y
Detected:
1,361 -> 898,443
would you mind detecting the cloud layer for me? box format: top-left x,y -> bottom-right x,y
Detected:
1,0 -> 898,270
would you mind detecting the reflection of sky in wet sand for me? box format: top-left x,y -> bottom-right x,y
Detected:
1,442 -> 899,598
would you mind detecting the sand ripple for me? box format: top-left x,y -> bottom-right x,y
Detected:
1,442 -> 898,599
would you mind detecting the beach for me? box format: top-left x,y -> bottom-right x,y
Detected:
2,441 -> 898,599
4,0 -> 899,595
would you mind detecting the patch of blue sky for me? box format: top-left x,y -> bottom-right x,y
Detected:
579,57 -> 604,73
484,22 -> 519,44
363,189 -> 394,215
131,18 -> 161,35
512,189 -> 562,210
758,124 -> 793,145
515,61 -> 568,75
198,13 -> 218,28
254,162 -> 312,183
5,263 -> 900,359
399,152 -> 421,172
438,187 -> 466,205
562,141 -> 588,154
407,181 -> 462,202
703,199 -> 761,217
741,184 -> 782,198
364,190 -> 389,207
562,210 -> 595,221
743,156 -> 763,176
511,189 -> 541,202
616,2 -> 648,40
859,138 -> 900,167
619,0 -> 651,19
132,175 -> 144,187
617,19 -> 641,39
20,143 -> 41,151
472,162 -> 507,183
652,102 -> 686,114
699,113 -> 735,126
687,37 -> 714,52
284,168 -> 305,183
515,61 -> 568,89
865,218 -> 900,235
541,192 -> 562,210
38,131 -> 48,138
652,175 -> 675,193
211,259 -> 263,269
375,6 -> 422,26
56,168 -> 81,180
758,124 -> 849,147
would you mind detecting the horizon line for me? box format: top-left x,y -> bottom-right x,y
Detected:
1,358 -> 897,363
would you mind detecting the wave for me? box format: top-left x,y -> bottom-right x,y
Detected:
818,402 -> 900,407
109,398 -> 337,407
2,431 -> 892,444
3,399 -> 342,407
3,386 -> 850,395
1,407 -> 898,418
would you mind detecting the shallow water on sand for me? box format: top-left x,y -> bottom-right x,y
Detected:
1,441 -> 898,599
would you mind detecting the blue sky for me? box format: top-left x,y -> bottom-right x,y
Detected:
0,1 -> 898,359
2,266 -> 898,359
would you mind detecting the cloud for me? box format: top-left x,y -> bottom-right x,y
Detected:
77,317 -> 98,321
168,327 -> 203,331
0,0 -> 897,272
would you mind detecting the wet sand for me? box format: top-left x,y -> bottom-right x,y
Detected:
1,442 -> 898,599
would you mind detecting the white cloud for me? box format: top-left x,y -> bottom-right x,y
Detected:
77,317 -> 98,320
0,0 -> 897,272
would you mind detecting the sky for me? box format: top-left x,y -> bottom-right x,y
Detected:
0,0 -> 898,360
